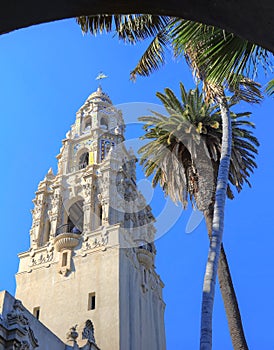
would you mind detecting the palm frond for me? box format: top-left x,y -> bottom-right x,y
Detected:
171,19 -> 273,88
138,83 -> 259,210
76,14 -> 120,35
130,30 -> 170,80
76,14 -> 170,42
265,79 -> 274,96
228,76 -> 263,104
117,15 -> 170,43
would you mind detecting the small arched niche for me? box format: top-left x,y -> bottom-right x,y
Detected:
84,118 -> 91,131
100,117 -> 108,130
43,219 -> 51,243
78,151 -> 89,170
93,202 -> 103,229
38,205 -> 51,247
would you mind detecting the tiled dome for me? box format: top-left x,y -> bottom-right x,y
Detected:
87,86 -> 112,105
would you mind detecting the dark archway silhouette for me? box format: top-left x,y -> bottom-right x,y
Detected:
1,1 -> 274,52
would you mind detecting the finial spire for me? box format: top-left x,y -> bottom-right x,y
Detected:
95,72 -> 108,92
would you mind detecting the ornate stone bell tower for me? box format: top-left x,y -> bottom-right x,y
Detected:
15,87 -> 166,349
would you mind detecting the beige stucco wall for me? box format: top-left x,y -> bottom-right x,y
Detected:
15,230 -> 166,350
16,244 -> 120,349
119,249 -> 166,350
0,290 -> 66,350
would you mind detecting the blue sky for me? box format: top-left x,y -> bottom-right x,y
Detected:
0,18 -> 274,349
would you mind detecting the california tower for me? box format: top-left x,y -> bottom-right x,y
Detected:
10,87 -> 166,350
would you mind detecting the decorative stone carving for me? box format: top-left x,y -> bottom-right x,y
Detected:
32,207 -> 42,222
54,233 -> 81,275
6,300 -> 39,349
82,230 -> 109,252
13,340 -> 31,350
30,251 -> 54,267
57,249 -> 73,276
125,248 -> 139,269
7,300 -> 29,327
54,233 -> 81,252
82,320 -> 96,344
101,199 -> 108,223
73,143 -> 81,154
48,193 -> 60,217
12,339 -> 22,349
82,182 -> 92,201
149,273 -> 158,292
114,126 -> 121,135
19,340 -> 30,350
136,243 -> 155,270
67,324 -> 79,342
136,249 -> 154,270
27,328 -> 39,349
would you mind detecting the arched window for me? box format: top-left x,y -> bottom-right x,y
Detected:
79,152 -> 89,170
100,140 -> 115,160
99,205 -> 103,226
84,118 -> 91,130
100,117 -> 108,130
94,203 -> 102,229
144,269 -> 147,284
67,200 -> 84,233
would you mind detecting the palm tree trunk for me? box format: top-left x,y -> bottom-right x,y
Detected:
204,210 -> 248,350
200,94 -> 232,350
218,245 -> 248,349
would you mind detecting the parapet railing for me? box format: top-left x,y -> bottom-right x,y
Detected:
55,224 -> 82,236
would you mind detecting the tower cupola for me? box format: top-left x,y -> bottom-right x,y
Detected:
56,86 -> 125,175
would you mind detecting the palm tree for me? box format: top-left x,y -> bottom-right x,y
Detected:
76,15 -> 264,349
139,83 -> 258,210
76,16 -> 272,85
167,22 -> 263,350
117,17 -> 263,349
128,18 -> 272,88
138,83 -> 259,349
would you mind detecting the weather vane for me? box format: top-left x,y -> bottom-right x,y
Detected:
96,72 -> 108,80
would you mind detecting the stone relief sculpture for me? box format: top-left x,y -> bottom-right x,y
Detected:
6,300 -> 39,349
66,321 -> 100,350
67,324 -> 79,342
82,319 -> 96,344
